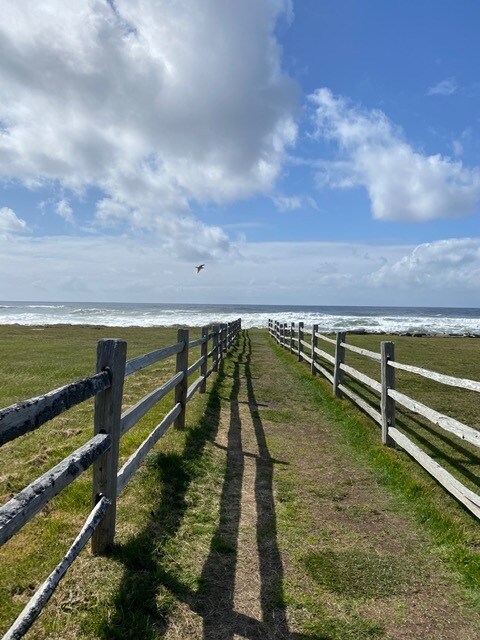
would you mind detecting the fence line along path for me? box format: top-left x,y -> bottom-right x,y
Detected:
268,318 -> 480,520
0,319 -> 241,640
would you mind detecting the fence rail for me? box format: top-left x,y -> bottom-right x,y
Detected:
0,319 -> 241,640
268,318 -> 480,520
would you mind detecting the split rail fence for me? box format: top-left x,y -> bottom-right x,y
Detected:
0,319 -> 241,640
269,318 -> 480,520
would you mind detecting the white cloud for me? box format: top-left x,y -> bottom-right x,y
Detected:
427,77 -> 458,96
310,88 -> 480,221
1,232 -> 479,305
0,207 -> 29,233
272,194 -> 318,211
0,0 -> 298,254
55,199 -> 74,223
368,238 -> 480,291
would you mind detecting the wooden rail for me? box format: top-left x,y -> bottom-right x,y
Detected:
0,318 -> 241,639
268,317 -> 480,520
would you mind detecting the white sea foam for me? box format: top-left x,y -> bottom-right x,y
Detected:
0,303 -> 479,335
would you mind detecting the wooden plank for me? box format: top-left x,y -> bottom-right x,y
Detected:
3,497 -> 111,640
124,341 -> 183,377
120,372 -> 184,436
174,329 -> 189,430
313,361 -> 334,384
188,336 -> 207,349
338,384 -> 382,425
0,371 -> 110,448
117,404 -> 181,494
389,427 -> 480,519
313,346 -> 335,365
388,389 -> 480,448
0,433 -> 110,547
302,354 -> 313,365
300,339 -> 311,350
340,362 -> 382,393
389,360 -> 480,393
341,342 -> 381,362
91,339 -> 126,555
187,355 -> 206,377
316,333 -> 336,345
186,375 -> 204,402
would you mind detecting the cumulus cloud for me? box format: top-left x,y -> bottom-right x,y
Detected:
0,0 -> 298,254
427,77 -> 458,96
368,238 -> 480,290
0,207 -> 29,233
310,88 -> 480,221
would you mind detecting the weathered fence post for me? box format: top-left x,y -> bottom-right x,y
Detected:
200,325 -> 208,394
311,323 -> 318,375
290,322 -> 295,354
213,324 -> 219,372
381,341 -> 396,446
297,322 -> 304,362
333,331 -> 346,398
91,339 -> 127,555
174,328 -> 189,430
222,323 -> 228,354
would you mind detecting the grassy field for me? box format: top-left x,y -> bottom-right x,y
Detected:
293,331 -> 480,494
0,325 -> 479,638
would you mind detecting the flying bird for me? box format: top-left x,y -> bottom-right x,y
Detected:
196,264 -> 205,274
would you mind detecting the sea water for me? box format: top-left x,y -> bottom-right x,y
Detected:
0,302 -> 479,335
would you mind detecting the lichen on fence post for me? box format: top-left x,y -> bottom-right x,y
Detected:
91,338 -> 127,555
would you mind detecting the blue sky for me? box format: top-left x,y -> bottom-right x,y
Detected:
1,1 -> 479,306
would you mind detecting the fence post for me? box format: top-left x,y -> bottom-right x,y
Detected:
212,325 -> 219,372
311,324 -> 318,375
333,331 -> 346,398
174,328 -> 189,430
290,322 -> 295,354
381,341 -> 396,446
297,322 -> 304,362
222,323 -> 227,354
200,325 -> 208,394
91,338 -> 127,555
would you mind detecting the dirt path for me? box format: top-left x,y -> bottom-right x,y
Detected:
162,330 -> 479,639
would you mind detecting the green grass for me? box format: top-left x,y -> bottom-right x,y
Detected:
270,334 -> 480,602
1,326 -> 479,638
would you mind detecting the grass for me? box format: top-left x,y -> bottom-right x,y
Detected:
0,325 -> 479,638
270,333 -> 480,599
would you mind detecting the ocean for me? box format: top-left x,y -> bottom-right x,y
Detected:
0,301 -> 479,335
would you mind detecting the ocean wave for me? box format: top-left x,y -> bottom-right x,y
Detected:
0,303 -> 479,334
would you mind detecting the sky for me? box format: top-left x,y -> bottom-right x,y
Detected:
1,0 -> 479,307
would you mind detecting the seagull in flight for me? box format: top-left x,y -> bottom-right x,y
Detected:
196,264 -> 205,274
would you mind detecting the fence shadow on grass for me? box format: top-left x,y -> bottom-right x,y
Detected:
98,347 -> 229,639
100,332 -> 314,639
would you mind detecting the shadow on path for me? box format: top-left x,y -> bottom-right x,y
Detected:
100,331 -> 314,639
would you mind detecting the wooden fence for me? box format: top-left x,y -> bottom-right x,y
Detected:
0,319 -> 241,640
268,318 -> 480,520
